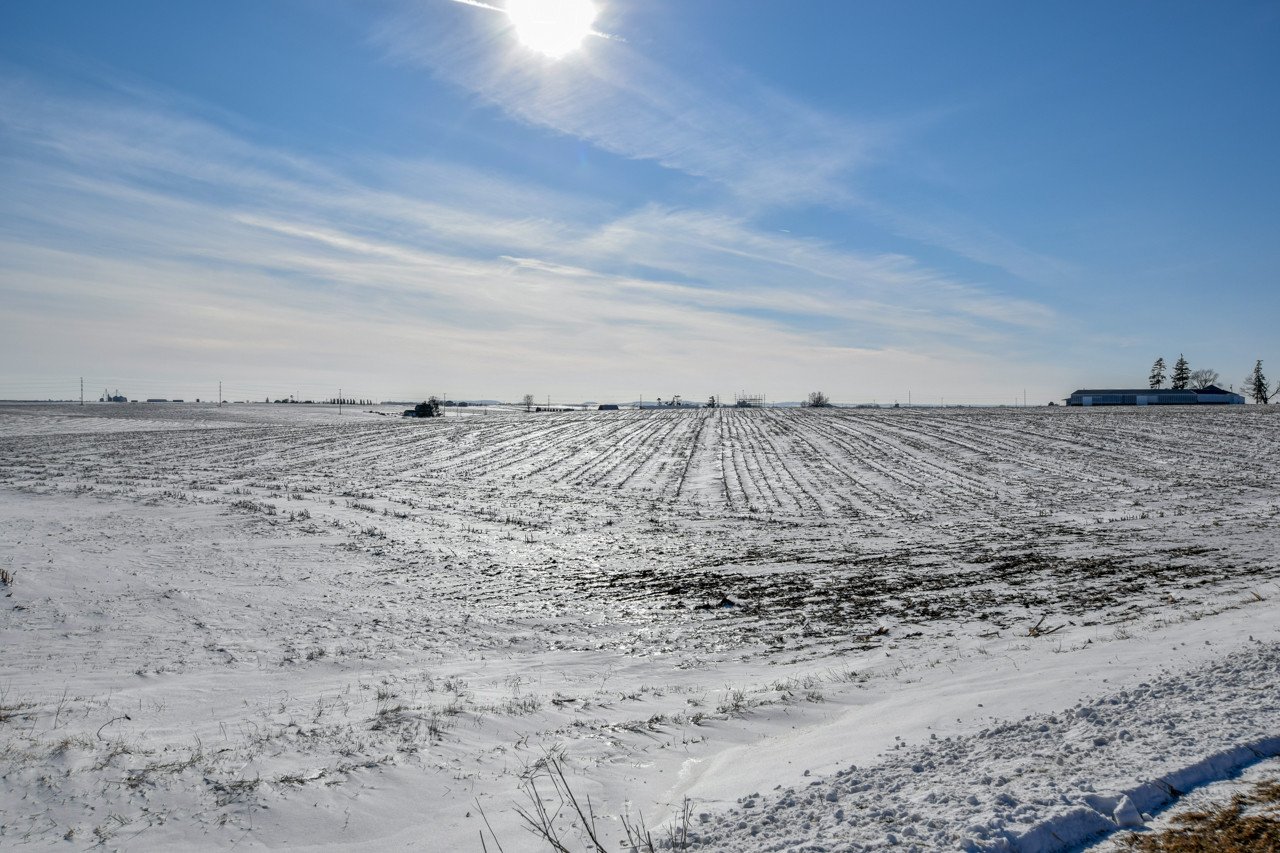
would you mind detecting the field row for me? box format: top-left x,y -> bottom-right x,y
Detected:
4,406 -> 1276,519
2,406 -> 1277,660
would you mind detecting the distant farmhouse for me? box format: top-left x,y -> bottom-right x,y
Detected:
1066,385 -> 1244,406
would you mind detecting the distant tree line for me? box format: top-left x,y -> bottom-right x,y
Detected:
1149,355 -> 1275,403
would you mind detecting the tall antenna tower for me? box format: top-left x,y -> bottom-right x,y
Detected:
80,377 -> 84,406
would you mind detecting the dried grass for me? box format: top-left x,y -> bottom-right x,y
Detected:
1120,778 -> 1280,852
481,750 -> 692,853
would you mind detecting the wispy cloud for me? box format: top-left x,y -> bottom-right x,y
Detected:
0,76 -> 1068,400
372,3 -> 885,210
370,1 -> 1079,293
857,198 -> 1078,287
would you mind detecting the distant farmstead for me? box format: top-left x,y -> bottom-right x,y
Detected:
1066,385 -> 1245,406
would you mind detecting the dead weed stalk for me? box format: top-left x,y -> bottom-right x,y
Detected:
484,750 -> 692,852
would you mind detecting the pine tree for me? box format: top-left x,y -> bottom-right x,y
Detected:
1170,354 -> 1190,390
1148,357 -> 1166,389
1247,359 -> 1271,404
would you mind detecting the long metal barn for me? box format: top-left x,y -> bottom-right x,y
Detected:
1066,385 -> 1246,406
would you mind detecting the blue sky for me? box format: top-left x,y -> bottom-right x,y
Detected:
1,0 -> 1276,403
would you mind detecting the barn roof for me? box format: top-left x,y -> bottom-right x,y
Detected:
1069,389 -> 1196,395
1068,386 -> 1234,396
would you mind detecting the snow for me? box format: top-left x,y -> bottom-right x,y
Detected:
1085,755 -> 1280,851
1,402 -> 1277,851
687,639 -> 1280,851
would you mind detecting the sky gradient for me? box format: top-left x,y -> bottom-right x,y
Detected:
2,0 -> 1277,404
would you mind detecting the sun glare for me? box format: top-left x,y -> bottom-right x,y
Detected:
506,0 -> 597,59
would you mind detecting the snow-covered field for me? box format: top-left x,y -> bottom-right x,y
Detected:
1,402 -> 1277,851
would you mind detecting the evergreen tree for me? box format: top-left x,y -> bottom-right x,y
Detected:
1247,360 -> 1271,404
1170,354 -> 1190,390
1148,357 -> 1166,389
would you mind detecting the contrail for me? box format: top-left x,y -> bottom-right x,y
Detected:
444,0 -> 625,43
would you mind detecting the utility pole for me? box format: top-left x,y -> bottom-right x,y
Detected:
218,381 -> 222,408
339,388 -> 343,415
80,377 -> 83,406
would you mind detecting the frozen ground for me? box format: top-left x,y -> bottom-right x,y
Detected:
1,402 -> 1277,851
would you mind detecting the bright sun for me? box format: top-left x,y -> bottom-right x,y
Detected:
506,0 -> 597,59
